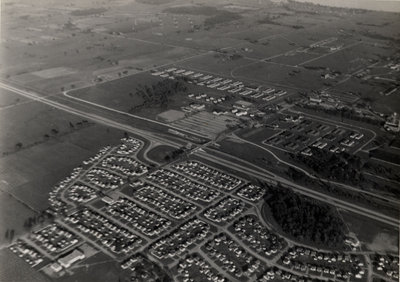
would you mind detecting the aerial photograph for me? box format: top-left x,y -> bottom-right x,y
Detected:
0,0 -> 399,281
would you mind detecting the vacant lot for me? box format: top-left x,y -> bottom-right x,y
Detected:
0,89 -> 29,109
0,248 -> 50,282
0,191 -> 36,248
179,52 -> 253,78
147,145 -> 178,164
68,72 -> 199,120
340,210 -> 398,253
331,77 -> 400,114
234,61 -> 324,90
238,127 -> 279,143
303,42 -> 393,73
232,37 -> 296,60
69,72 -> 160,112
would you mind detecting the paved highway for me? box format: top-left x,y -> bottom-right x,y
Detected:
1,82 -> 398,229
196,150 -> 399,228
230,133 -> 400,207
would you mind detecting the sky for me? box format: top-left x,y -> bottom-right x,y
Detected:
293,0 -> 400,12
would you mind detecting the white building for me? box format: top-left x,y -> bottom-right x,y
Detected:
58,249 -> 85,268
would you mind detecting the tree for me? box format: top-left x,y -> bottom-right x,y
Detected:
15,142 -> 23,150
9,229 -> 14,241
264,185 -> 346,249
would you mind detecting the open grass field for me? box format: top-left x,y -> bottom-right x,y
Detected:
178,52 -> 254,78
68,72 -> 160,112
237,127 -> 278,143
146,144 -> 178,164
0,121 -> 143,210
68,72 -> 203,120
330,78 -> 400,114
0,191 -> 37,248
225,37 -> 297,61
234,61 -> 325,90
301,42 -> 393,73
0,89 -> 30,109
1,1 -> 199,93
0,248 -> 50,282
2,0 -> 398,102
339,210 -> 398,253
0,90 -> 151,246
0,95 -> 88,154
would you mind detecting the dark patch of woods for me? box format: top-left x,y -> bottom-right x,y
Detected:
289,148 -> 364,185
263,183 -> 346,248
133,77 -> 187,109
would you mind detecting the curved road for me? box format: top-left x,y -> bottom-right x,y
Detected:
1,82 -> 398,228
230,133 -> 400,207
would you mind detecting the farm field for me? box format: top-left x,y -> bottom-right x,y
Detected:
0,191 -> 37,248
0,89 -> 30,109
0,92 -> 150,246
67,72 -> 160,112
178,52 -> 254,78
330,78 -> 400,114
233,61 -> 326,90
0,248 -> 50,282
1,0 -> 399,281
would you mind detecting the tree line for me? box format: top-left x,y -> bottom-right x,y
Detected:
288,148 -> 364,185
297,103 -> 384,126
